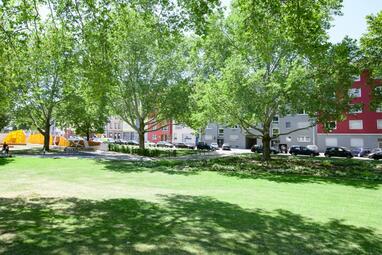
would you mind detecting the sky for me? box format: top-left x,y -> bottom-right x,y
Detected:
221,0 -> 382,43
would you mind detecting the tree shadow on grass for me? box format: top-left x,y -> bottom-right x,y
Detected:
0,157 -> 14,166
96,159 -> 200,176
0,195 -> 381,254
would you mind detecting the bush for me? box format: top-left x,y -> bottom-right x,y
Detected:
108,144 -> 179,158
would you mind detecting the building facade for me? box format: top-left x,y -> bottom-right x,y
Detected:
104,116 -> 138,140
317,71 -> 382,150
172,124 -> 196,145
147,120 -> 173,143
202,114 -> 316,150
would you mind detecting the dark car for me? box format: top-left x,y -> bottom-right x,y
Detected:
222,143 -> 231,150
175,142 -> 195,149
289,145 -> 319,157
324,147 -> 353,158
251,145 -> 279,154
351,148 -> 371,157
369,151 -> 382,160
156,141 -> 174,148
197,142 -> 214,151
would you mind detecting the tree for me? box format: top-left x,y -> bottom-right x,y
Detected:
191,0 -> 358,160
2,0 -> 76,151
105,1 -> 219,149
59,81 -> 109,141
360,11 -> 382,110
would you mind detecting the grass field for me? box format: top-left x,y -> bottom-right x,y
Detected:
0,156 -> 381,254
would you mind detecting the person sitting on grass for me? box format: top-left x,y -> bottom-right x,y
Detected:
2,142 -> 10,157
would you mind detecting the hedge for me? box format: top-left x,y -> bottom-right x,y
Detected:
108,143 -> 177,157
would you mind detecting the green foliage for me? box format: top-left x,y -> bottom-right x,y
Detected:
360,11 -> 382,109
190,0 -> 357,160
108,144 -> 183,157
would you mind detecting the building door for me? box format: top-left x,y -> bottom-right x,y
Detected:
217,138 -> 224,147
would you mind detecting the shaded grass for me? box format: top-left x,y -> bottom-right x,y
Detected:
1,195 -> 381,255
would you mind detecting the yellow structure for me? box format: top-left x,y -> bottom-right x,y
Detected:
28,133 -> 53,145
58,136 -> 70,147
3,130 -> 27,145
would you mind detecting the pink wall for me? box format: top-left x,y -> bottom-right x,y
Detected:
318,70 -> 382,134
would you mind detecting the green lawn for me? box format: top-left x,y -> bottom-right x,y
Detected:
0,157 -> 381,254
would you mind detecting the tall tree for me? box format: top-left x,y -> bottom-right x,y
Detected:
360,11 -> 382,110
191,0 -> 358,160
2,0 -> 75,151
105,1 -> 219,149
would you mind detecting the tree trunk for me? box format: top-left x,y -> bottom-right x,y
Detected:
138,131 -> 145,149
138,119 -> 145,149
43,119 -> 51,152
86,131 -> 90,141
262,124 -> 271,161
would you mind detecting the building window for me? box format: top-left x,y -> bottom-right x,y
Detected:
353,75 -> 361,81
377,105 -> 382,113
285,122 -> 291,129
348,88 -> 361,98
378,120 -> 382,129
162,126 -> 168,131
297,136 -> 311,143
325,137 -> 338,147
218,128 -> 224,134
349,120 -> 363,130
109,123 -> 113,129
230,125 -> 239,129
152,135 -> 157,140
272,116 -> 279,124
350,138 -> 364,147
349,104 -> 363,114
272,128 -> 279,135
118,123 -> 121,129
114,123 -> 118,129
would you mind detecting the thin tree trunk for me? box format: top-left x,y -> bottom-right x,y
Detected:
86,131 -> 90,141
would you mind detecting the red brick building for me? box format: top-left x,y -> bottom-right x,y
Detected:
147,120 -> 173,143
317,71 -> 382,149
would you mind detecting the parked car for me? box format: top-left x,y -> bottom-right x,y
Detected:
196,142 -> 214,151
371,148 -> 382,154
369,151 -> 382,160
175,143 -> 195,149
251,145 -> 279,154
145,141 -> 156,147
127,140 -> 139,146
324,147 -> 353,158
115,139 -> 128,145
185,143 -> 196,149
210,143 -> 219,150
156,141 -> 174,148
222,143 -> 231,150
351,148 -> 372,157
289,145 -> 319,157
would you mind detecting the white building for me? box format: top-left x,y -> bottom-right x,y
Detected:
172,124 -> 196,145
